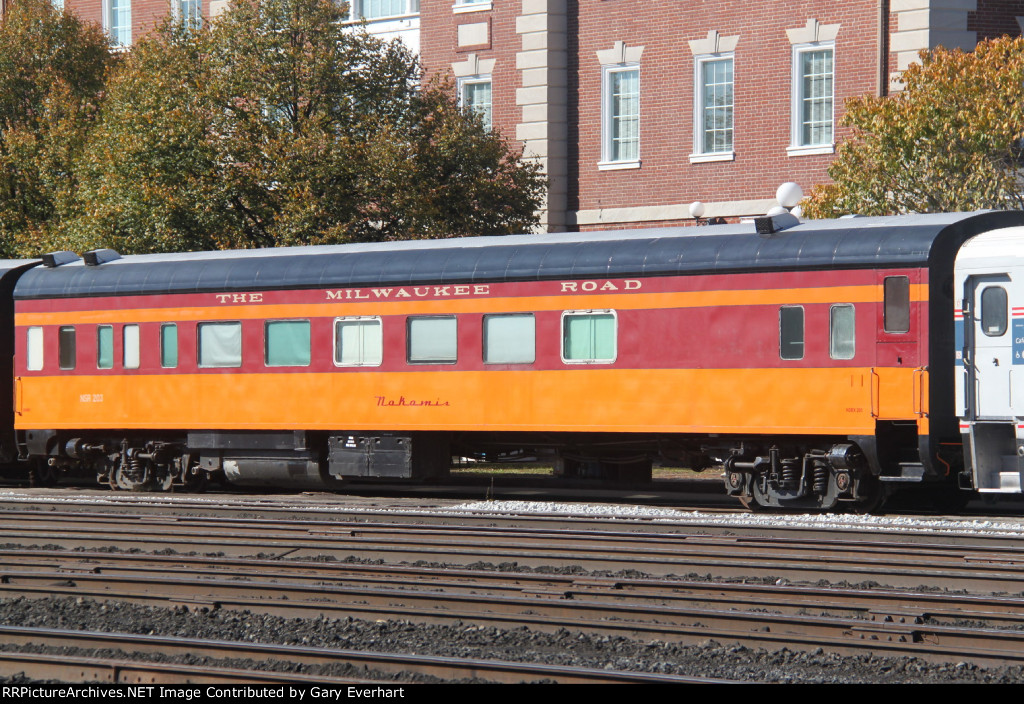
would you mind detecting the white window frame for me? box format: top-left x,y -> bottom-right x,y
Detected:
690,53 -> 735,163
598,64 -> 640,170
452,0 -> 491,13
560,310 -> 618,365
788,42 -> 835,156
333,316 -> 384,368
457,75 -> 493,132
173,0 -> 202,29
105,0 -> 132,48
350,0 -> 418,21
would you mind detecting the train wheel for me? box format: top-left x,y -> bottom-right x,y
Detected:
28,460 -> 58,488
846,476 -> 885,515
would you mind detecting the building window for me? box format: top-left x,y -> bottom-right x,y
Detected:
106,0 -> 131,47
830,304 -> 855,360
790,44 -> 833,153
694,55 -> 733,159
562,311 -> 616,364
59,326 -> 76,370
198,322 -> 242,368
265,320 -> 311,367
407,316 -> 457,364
97,326 -> 114,370
352,0 -> 417,20
161,324 -> 178,369
779,306 -> 804,360
458,77 -> 492,131
26,327 -> 44,371
335,318 -> 383,367
178,0 -> 201,29
600,65 -> 640,167
483,314 -> 535,364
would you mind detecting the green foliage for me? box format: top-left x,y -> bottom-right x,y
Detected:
0,0 -> 112,257
59,0 -> 545,254
805,36 -> 1024,218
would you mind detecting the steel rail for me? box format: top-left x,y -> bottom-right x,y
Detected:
2,515 -> 1024,590
0,626 -> 730,684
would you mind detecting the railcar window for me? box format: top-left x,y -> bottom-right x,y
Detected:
123,324 -> 140,369
830,304 -> 856,360
562,311 -> 616,363
59,327 -> 76,370
161,324 -> 178,368
779,306 -> 804,360
26,326 -> 43,371
408,316 -> 457,364
334,317 -> 383,366
265,320 -> 311,367
197,322 -> 242,368
483,314 -> 535,364
884,276 -> 911,333
981,286 -> 1008,337
97,325 -> 114,369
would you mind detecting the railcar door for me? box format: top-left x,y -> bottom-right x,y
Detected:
966,275 -> 1013,420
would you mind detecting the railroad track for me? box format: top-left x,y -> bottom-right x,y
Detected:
2,508 -> 1024,590
4,495 -> 1024,680
0,626 -> 723,684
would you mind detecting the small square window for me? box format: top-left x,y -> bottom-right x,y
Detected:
408,316 -> 457,364
265,320 -> 311,367
562,311 -> 616,363
198,322 -> 242,368
484,314 -> 535,364
335,318 -> 383,367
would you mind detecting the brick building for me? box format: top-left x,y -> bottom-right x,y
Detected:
10,0 -> 1024,232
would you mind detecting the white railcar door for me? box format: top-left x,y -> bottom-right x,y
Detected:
967,276 -> 1013,420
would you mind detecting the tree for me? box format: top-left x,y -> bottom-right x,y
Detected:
803,35 -> 1024,219
60,0 -> 545,255
0,0 -> 112,257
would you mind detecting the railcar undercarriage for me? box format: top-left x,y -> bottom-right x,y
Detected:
16,428 -> 937,513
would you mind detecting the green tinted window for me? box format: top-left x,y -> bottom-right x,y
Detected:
562,312 -> 616,363
97,325 -> 113,369
265,320 -> 311,367
161,324 -> 178,368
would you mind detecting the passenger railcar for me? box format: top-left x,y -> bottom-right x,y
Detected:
8,210 -> 1024,510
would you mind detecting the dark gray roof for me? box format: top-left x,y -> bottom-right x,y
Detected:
13,211 -> 1024,300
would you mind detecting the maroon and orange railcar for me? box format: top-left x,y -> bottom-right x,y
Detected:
10,211 -> 1024,510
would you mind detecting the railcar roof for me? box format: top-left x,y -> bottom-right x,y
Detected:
14,211 -> 1024,299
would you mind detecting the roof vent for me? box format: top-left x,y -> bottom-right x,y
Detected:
41,251 -> 81,268
83,249 -> 121,266
754,212 -> 800,236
